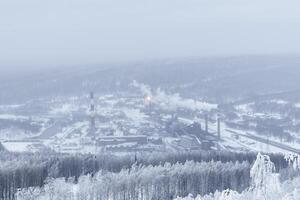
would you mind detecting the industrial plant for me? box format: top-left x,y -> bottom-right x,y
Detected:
0,90 -> 223,154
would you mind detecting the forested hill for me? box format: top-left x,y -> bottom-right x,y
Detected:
1,55 -> 300,104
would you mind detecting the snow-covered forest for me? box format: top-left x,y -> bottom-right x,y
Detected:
176,154 -> 300,200
17,160 -> 251,200
12,153 -> 300,200
0,150 -> 297,200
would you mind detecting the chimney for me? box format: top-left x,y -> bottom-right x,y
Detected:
90,92 -> 96,134
205,114 -> 208,133
217,113 -> 221,140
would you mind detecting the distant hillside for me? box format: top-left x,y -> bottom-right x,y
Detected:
1,55 -> 300,104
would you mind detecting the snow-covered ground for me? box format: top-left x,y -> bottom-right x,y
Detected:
2,142 -> 32,152
0,114 -> 28,121
295,102 -> 300,108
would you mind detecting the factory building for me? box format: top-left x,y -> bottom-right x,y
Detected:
96,135 -> 148,146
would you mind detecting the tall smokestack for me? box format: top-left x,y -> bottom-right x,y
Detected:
205,114 -> 208,133
90,92 -> 96,134
217,113 -> 221,140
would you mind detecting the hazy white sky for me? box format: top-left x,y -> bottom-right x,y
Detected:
0,0 -> 300,67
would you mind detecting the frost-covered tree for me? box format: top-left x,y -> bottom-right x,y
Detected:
176,153 -> 300,200
16,160 -> 251,200
1,151 -> 289,200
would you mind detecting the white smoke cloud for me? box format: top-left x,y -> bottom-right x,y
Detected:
131,80 -> 152,96
131,81 -> 217,111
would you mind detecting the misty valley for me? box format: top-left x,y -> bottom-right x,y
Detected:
0,57 -> 300,199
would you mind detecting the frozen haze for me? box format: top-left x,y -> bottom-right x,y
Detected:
1,0 -> 300,68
